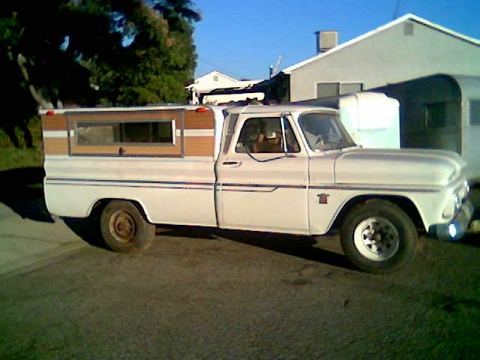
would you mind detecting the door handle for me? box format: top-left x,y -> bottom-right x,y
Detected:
222,161 -> 242,167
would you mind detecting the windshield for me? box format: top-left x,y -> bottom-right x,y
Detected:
298,112 -> 356,151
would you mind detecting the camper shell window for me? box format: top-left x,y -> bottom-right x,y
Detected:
76,119 -> 176,146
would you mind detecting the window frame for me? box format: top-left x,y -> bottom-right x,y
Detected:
315,82 -> 364,98
68,110 -> 184,157
234,116 -> 300,154
75,118 -> 177,147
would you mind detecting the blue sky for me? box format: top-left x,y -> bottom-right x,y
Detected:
192,0 -> 480,80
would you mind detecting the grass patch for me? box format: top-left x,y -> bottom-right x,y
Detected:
0,116 -> 44,171
0,147 -> 44,171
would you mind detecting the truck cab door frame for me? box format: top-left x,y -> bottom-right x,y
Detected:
215,112 -> 310,234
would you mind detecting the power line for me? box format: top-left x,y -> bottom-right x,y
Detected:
197,57 -> 249,79
393,0 -> 401,20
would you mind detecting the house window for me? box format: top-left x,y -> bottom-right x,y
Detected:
76,120 -> 175,145
470,100 -> 480,125
213,75 -> 219,81
340,83 -> 363,95
316,83 -> 339,98
316,82 -> 363,98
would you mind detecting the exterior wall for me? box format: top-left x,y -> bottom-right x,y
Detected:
192,71 -> 240,92
290,19 -> 480,102
188,71 -> 263,105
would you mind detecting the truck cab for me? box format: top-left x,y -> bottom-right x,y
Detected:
216,105 -> 473,273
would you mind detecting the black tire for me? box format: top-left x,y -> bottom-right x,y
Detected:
340,200 -> 418,274
100,200 -> 155,253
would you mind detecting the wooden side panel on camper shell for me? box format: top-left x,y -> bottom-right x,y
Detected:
41,108 -> 216,158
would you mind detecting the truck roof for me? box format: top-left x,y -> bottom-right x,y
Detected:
225,104 -> 338,115
38,104 -> 226,115
39,104 -> 336,115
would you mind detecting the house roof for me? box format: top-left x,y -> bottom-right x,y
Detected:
187,70 -> 263,93
282,13 -> 480,75
194,70 -> 239,83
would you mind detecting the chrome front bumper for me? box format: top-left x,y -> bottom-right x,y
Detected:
431,199 -> 475,241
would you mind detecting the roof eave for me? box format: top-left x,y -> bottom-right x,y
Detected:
282,13 -> 480,75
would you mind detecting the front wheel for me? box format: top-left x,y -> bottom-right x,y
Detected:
340,200 -> 418,274
100,200 -> 155,253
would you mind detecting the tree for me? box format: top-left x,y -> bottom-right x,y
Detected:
0,0 -> 200,147
91,0 -> 201,105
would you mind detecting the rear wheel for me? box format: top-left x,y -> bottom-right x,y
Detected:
100,200 -> 155,253
340,200 -> 418,274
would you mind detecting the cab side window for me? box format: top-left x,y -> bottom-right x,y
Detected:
235,117 -> 300,153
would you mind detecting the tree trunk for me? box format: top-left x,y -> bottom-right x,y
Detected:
3,126 -> 20,148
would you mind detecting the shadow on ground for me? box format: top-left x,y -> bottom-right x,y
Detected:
63,214 -> 108,250
156,225 -> 355,271
0,167 -> 53,223
1,166 -> 479,267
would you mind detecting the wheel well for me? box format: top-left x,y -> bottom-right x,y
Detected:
90,198 -> 150,222
331,195 -> 425,233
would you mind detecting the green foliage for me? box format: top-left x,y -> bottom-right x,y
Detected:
0,116 -> 41,149
0,116 -> 43,171
0,0 -> 201,148
91,0 -> 200,105
0,148 -> 44,171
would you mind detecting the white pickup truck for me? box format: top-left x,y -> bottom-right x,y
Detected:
40,104 -> 473,273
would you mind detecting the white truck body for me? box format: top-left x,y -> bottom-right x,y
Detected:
40,104 -> 473,273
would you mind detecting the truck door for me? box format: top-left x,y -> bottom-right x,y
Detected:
215,113 -> 309,234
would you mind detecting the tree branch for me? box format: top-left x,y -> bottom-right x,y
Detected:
17,53 -> 53,109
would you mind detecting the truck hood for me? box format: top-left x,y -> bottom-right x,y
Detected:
331,148 -> 467,187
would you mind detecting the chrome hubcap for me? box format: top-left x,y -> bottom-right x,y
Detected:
353,217 -> 399,261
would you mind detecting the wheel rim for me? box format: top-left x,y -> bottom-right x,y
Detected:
353,217 -> 400,261
109,210 -> 137,244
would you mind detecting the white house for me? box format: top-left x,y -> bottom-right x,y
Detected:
187,71 -> 264,105
277,14 -> 480,180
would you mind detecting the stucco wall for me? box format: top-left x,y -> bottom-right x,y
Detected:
290,19 -> 480,102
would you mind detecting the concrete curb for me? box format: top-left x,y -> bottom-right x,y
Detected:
0,241 -> 88,281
